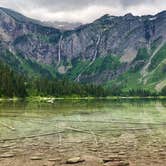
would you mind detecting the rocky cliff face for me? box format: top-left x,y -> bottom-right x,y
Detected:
1,7 -> 166,90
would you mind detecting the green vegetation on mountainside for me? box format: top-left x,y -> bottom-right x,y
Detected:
0,60 -> 108,98
105,45 -> 165,92
147,62 -> 166,83
0,60 -> 27,97
134,48 -> 149,62
0,49 -> 57,78
106,70 -> 142,91
84,55 -> 120,74
65,55 -> 121,80
149,44 -> 166,71
1,40 -> 166,97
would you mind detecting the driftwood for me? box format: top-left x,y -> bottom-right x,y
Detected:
65,127 -> 102,137
3,115 -> 166,126
88,127 -> 155,131
89,129 -> 98,146
54,120 -> 166,126
58,133 -> 62,146
0,122 -> 15,131
0,130 -> 64,142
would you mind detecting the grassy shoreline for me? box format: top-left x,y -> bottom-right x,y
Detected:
1,96 -> 166,103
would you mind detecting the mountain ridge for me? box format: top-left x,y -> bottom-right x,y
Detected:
1,7 -> 166,92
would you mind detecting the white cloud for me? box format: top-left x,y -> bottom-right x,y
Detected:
0,0 -> 166,22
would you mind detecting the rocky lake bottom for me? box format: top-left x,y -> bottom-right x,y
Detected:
0,99 -> 166,166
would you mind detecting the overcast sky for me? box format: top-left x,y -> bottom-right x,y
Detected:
0,0 -> 166,23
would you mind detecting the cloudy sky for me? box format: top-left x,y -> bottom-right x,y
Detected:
0,0 -> 166,23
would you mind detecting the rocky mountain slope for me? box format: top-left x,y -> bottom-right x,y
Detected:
1,7 -> 166,91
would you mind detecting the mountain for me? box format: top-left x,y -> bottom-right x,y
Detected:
42,21 -> 82,30
1,7 -> 166,92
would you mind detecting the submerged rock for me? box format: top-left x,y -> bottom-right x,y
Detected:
0,153 -> 15,158
30,156 -> 43,160
82,155 -> 103,163
66,157 -> 85,164
103,161 -> 130,166
48,158 -> 61,161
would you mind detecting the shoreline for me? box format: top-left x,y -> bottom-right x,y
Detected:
1,96 -> 166,103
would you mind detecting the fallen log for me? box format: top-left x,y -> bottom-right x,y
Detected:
0,122 -> 15,131
65,127 -> 101,136
0,130 -> 64,142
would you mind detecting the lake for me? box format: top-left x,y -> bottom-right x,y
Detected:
0,99 -> 166,166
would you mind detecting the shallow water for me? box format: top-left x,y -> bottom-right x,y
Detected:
0,99 -> 166,139
0,99 -> 166,165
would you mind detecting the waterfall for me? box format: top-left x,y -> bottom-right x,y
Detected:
92,34 -> 101,63
75,34 -> 101,82
57,35 -> 63,66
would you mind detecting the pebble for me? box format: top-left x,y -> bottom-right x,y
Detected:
118,161 -> 130,166
103,155 -> 122,163
30,156 -> 43,160
48,158 -> 61,161
112,150 -> 119,153
1,145 -> 12,148
0,153 -> 15,158
159,149 -> 164,152
159,152 -> 166,157
82,155 -> 103,163
90,148 -> 98,152
118,152 -> 126,155
58,149 -> 66,153
103,161 -> 129,166
66,157 -> 85,164
43,162 -> 56,166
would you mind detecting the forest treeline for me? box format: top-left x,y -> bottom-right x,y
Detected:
0,61 -> 107,98
0,61 -> 166,98
0,61 -> 27,97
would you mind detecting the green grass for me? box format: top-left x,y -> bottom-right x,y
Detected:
134,47 -> 149,62
105,69 -> 143,92
151,37 -> 162,53
0,49 -> 57,78
149,44 -> 166,71
66,59 -> 90,80
84,55 -> 120,74
37,34 -> 49,43
0,50 -> 23,72
146,61 -> 166,85
65,55 -> 121,80
84,57 -> 104,74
